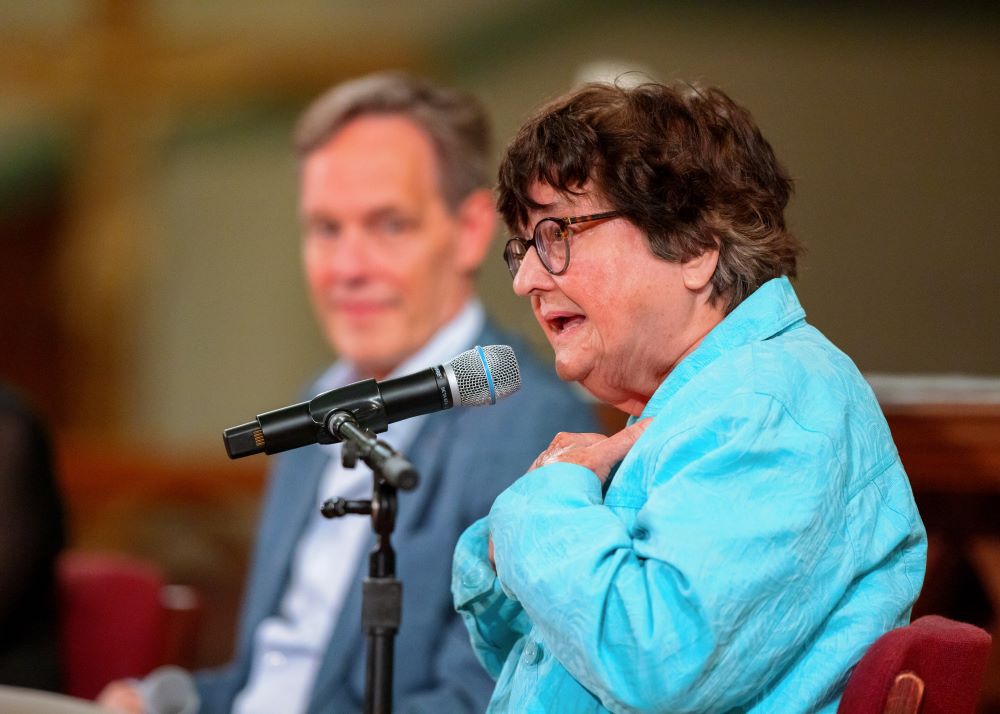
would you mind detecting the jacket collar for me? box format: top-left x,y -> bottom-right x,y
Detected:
640,276 -> 806,419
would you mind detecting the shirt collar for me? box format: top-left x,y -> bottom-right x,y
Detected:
639,276 -> 806,419
316,299 -> 486,392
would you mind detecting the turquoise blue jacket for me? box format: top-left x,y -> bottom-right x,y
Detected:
453,277 -> 926,713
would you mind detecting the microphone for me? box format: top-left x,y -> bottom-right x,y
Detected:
132,665 -> 199,714
223,344 -> 520,459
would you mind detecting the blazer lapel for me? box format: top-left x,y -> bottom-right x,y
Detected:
245,445 -> 330,640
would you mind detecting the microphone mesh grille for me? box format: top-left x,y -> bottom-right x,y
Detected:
448,345 -> 521,407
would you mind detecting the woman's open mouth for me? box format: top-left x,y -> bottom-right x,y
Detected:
546,312 -> 586,336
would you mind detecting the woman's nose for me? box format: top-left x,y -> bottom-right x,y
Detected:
512,244 -> 553,297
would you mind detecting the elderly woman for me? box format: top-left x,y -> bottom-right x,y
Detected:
452,82 -> 926,713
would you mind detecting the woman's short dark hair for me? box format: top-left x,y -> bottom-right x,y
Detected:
498,81 -> 801,312
294,71 -> 491,210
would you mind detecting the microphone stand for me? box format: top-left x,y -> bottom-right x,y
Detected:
320,411 -> 419,714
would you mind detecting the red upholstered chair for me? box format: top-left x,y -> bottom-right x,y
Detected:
837,615 -> 992,714
57,551 -> 202,700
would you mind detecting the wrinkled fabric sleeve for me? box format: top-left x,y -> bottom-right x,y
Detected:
488,392 -> 905,712
452,517 -> 533,679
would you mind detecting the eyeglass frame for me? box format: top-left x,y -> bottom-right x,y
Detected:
503,210 -> 621,279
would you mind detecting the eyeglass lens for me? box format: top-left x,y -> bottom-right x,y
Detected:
536,219 -> 569,274
504,220 -> 569,278
504,239 -> 527,276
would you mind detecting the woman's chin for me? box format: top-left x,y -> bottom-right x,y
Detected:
553,352 -> 589,385
573,366 -> 642,411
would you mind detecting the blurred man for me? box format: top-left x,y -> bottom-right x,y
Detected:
100,72 -> 597,714
0,384 -> 65,693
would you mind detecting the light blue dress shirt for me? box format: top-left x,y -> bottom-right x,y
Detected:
453,277 -> 926,713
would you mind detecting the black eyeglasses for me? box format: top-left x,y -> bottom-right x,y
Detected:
503,211 -> 621,278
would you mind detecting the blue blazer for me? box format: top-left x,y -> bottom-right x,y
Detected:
196,321 -> 600,713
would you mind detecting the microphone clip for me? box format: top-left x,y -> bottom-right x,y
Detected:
325,411 -> 419,491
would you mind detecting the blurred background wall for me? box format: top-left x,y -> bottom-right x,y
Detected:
2,0 -> 998,706
2,0 -> 998,446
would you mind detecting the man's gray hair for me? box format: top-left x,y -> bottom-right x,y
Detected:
294,71 -> 491,210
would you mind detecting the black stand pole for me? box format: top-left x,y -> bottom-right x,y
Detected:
320,411 -> 418,714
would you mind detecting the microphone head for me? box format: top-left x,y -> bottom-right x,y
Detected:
446,345 -> 520,407
135,665 -> 200,714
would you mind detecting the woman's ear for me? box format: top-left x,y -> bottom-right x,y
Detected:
681,240 -> 720,292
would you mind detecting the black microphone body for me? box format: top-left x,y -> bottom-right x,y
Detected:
223,345 -> 520,460
224,365 -> 452,459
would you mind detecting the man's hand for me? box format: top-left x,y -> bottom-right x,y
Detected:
529,419 -> 651,483
96,680 -> 145,714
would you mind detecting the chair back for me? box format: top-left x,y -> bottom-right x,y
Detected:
837,615 -> 992,714
57,551 -> 200,700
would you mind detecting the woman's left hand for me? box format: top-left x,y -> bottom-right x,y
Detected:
529,419 -> 651,484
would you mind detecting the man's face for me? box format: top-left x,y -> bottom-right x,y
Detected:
300,115 -> 477,378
